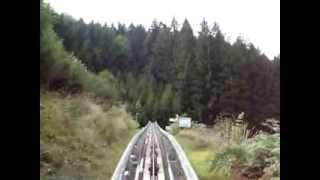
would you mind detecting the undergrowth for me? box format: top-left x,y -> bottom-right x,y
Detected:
210,115 -> 280,180
174,125 -> 229,180
40,91 -> 138,180
173,114 -> 280,180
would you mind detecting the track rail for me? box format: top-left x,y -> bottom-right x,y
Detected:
111,122 -> 199,180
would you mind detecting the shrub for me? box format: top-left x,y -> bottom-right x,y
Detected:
210,132 -> 280,179
210,143 -> 249,176
246,133 -> 280,171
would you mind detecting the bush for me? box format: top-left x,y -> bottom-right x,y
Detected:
210,132 -> 280,179
210,143 -> 249,176
246,133 -> 280,175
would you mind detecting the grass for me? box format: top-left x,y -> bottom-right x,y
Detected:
174,128 -> 229,180
209,116 -> 280,179
40,91 -> 138,180
171,115 -> 280,180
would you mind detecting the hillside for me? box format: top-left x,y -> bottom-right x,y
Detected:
40,1 -> 139,179
40,91 -> 138,179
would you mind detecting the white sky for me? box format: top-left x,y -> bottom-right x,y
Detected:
45,0 -> 280,59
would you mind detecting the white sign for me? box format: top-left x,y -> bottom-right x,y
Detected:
179,117 -> 191,128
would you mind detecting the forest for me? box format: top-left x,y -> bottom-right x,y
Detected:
48,11 -> 279,129
40,1 -> 280,179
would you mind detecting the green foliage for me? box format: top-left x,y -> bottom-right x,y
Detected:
172,114 -> 279,180
40,2 -> 70,88
181,112 -> 188,117
210,130 -> 280,179
50,3 -> 279,128
214,113 -> 250,143
39,3 -> 280,180
40,1 -> 118,100
40,91 -> 138,179
246,133 -> 280,166
174,125 -> 229,180
114,35 -> 127,47
210,143 -> 249,176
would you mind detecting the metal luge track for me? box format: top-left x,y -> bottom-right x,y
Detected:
111,122 -> 198,180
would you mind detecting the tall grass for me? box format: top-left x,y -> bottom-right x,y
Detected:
214,113 -> 250,144
210,114 -> 280,179
40,91 -> 138,180
210,133 -> 279,179
173,114 -> 280,180
173,124 -> 229,180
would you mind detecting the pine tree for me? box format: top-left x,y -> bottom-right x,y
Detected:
175,19 -> 196,113
49,11 -> 280,128
150,25 -> 173,84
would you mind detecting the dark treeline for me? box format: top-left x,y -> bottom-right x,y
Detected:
50,11 -> 280,128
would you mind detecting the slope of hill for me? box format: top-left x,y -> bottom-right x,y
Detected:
40,91 -> 138,179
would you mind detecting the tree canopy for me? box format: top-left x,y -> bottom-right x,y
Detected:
45,4 -> 279,128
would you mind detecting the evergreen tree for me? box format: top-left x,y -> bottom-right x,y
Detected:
50,10 -> 280,128
175,19 -> 196,113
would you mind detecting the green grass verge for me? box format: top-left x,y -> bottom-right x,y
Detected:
175,131 -> 229,180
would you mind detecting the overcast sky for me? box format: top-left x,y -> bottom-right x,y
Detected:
45,0 -> 280,59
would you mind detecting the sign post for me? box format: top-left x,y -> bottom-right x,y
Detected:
178,117 -> 191,128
